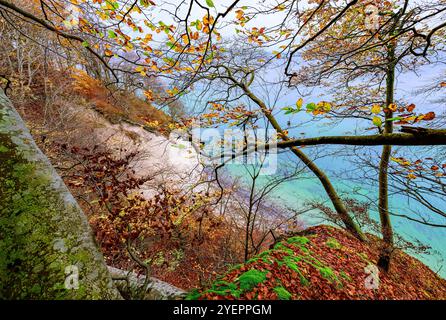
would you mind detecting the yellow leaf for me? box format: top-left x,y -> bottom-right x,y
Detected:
322,101 -> 331,112
235,10 -> 244,20
388,103 -> 397,112
182,34 -> 189,44
143,33 -> 153,42
296,98 -> 303,110
371,104 -> 381,114
372,116 -> 382,127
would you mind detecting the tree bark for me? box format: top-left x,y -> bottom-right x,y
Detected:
0,89 -> 121,299
235,80 -> 366,241
272,131 -> 446,148
377,44 -> 396,272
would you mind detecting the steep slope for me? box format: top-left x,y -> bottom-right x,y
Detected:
188,225 -> 446,300
0,89 -> 121,299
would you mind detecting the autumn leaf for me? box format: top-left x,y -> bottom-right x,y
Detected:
407,173 -> 417,180
135,65 -> 146,76
371,104 -> 381,114
372,116 -> 382,127
406,103 -> 416,113
388,103 -> 397,112
236,10 -> 244,20
422,112 -> 435,121
321,101 -> 331,112
272,51 -> 281,59
144,90 -> 154,101
196,20 -> 202,31
181,34 -> 190,44
296,98 -> 303,111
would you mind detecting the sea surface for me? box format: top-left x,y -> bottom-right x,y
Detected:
183,63 -> 446,277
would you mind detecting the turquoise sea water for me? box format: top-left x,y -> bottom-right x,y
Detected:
184,64 -> 446,277
225,159 -> 446,278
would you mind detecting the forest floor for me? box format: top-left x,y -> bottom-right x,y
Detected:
189,225 -> 446,300
14,72 -> 445,298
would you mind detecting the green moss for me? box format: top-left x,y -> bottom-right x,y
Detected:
319,266 -> 338,283
258,249 -> 274,264
287,236 -> 310,246
340,271 -> 352,282
281,255 -> 300,272
205,280 -> 241,298
185,288 -> 201,300
198,233 -> 347,299
0,116 -> 118,299
300,275 -> 310,286
273,286 -> 292,300
227,263 -> 243,272
190,278 -> 246,299
357,252 -> 370,263
246,256 -> 260,264
273,242 -> 294,255
325,238 -> 341,249
238,269 -> 268,291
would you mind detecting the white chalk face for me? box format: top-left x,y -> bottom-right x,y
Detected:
168,129 -> 197,168
169,127 -> 278,175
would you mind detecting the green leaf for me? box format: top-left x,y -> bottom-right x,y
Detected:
372,116 -> 382,127
282,106 -> 297,115
163,56 -> 175,64
386,117 -> 403,122
206,0 -> 215,7
111,1 -> 119,10
81,41 -> 89,48
306,102 -> 316,112
108,30 -> 117,39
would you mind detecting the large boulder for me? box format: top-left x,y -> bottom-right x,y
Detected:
0,90 -> 121,299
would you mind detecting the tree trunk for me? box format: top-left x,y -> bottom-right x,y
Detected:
377,44 -> 396,272
0,89 -> 121,299
239,82 -> 366,241
289,146 -> 366,241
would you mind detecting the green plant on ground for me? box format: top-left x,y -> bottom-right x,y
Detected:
326,237 -> 342,249
273,286 -> 292,300
238,269 -> 268,291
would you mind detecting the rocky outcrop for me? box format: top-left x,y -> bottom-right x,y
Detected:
0,90 -> 121,299
108,266 -> 186,300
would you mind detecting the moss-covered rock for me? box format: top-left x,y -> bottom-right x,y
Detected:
0,90 -> 121,299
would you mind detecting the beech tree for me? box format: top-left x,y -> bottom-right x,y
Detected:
1,0 -> 445,276
292,0 -> 446,270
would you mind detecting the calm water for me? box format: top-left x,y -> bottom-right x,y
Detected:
184,63 -> 446,277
